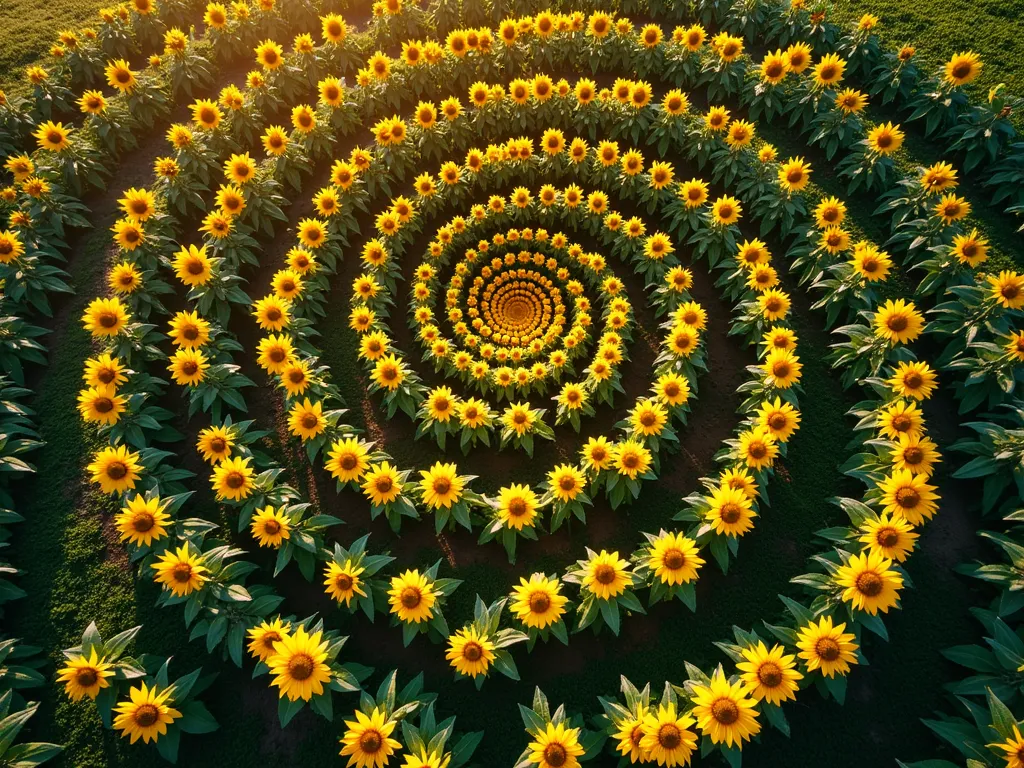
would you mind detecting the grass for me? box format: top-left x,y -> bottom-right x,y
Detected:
3,2 -> 1022,766
0,0 -> 102,94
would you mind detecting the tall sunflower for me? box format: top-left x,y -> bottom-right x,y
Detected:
267,626 -> 332,701
445,626 -> 496,678
151,544 -> 207,596
57,650 -> 114,702
527,722 -> 585,768
796,616 -> 859,677
339,707 -> 401,767
639,702 -> 697,766
736,641 -> 803,705
690,670 -> 762,747
112,683 -> 181,743
88,445 -> 142,494
388,569 -> 439,624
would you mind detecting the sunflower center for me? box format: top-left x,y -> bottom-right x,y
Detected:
225,471 -> 245,489
262,631 -> 281,649
748,442 -> 767,459
719,205 -> 733,218
433,477 -> 451,495
263,520 -> 281,535
340,454 -> 358,471
463,641 -> 483,662
135,703 -> 159,727
820,64 -> 836,80
94,397 -> 114,413
856,570 -> 885,596
887,314 -> 908,332
543,743 -> 567,767
658,722 -> 682,748
721,503 -> 742,524
951,61 -> 972,79
172,563 -> 193,582
300,413 -> 319,430
400,586 -> 421,608
766,61 -> 783,78
132,512 -> 154,532
287,653 -> 314,680
375,476 -> 393,493
773,362 -> 791,378
891,414 -> 912,431
876,133 -> 893,149
335,574 -> 353,591
878,528 -> 900,548
640,412 -> 657,427
187,259 -> 205,275
905,373 -> 923,389
594,564 -> 617,584
622,453 -> 639,470
663,548 -> 686,570
711,697 -> 740,725
1004,285 -> 1020,300
76,667 -> 99,687
786,169 -> 803,184
209,437 -> 227,454
98,311 -> 119,328
769,413 -> 788,430
896,487 -> 920,508
527,590 -> 551,613
181,361 -> 199,376
107,461 -> 128,480
663,383 -> 681,398
815,637 -> 841,661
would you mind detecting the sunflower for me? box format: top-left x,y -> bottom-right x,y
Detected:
418,462 -> 464,509
191,98 -> 222,130
760,49 -> 789,84
528,722 -> 585,768
151,544 -> 207,596
613,707 -> 650,764
613,441 -> 652,480
547,464 -> 585,504
755,397 -> 801,442
250,506 -> 291,548
711,195 -> 742,225
583,550 -> 631,600
726,119 -> 755,148
211,456 -> 254,501
851,244 -> 893,282
369,354 -> 405,391
778,157 -> 811,192
812,53 -> 846,86
638,703 -> 697,766
705,485 -> 756,537
340,707 -> 402,767
933,193 -> 970,224
325,437 -> 370,483
1005,331 -> 1024,362
737,427 -> 779,470
173,244 -> 213,287
255,39 -> 284,69
116,494 -> 170,547
951,229 -> 988,267
388,569 -> 439,623
944,51 -> 983,86
167,347 -> 209,387
873,298 -> 924,344
33,120 -> 71,152
113,683 -> 181,743
196,425 -> 233,463
868,122 -> 904,155
509,573 -> 567,630
988,270 -> 1024,309
859,515 -> 919,562
321,12 -> 347,43
877,399 -> 925,441
77,385 -> 126,425
736,641 -> 803,705
224,152 -> 256,185
886,360 -> 938,401
890,432 -> 941,477
105,59 -> 137,92
247,618 -> 291,661
581,435 -> 614,472
445,626 -> 496,678
267,626 -> 332,701
57,649 -> 115,702
83,353 -> 127,389
108,262 -> 142,295
758,288 -> 790,321
496,483 -> 539,531
358,462 -> 401,507
836,550 -> 903,614
88,445 -> 142,494
879,469 -> 939,525
285,398 -> 323,441
263,126 -> 289,156
0,229 -> 25,264
323,559 -> 367,606
81,296 -> 129,338
648,532 -> 704,586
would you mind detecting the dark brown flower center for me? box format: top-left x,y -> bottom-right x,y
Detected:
711,698 -> 739,725
856,571 -> 884,596
463,641 -> 483,661
226,471 -> 245,489
816,637 -> 840,661
132,513 -> 154,532
400,586 -> 421,608
543,744 -> 567,767
135,703 -> 159,727
95,397 -> 114,413
172,563 -> 193,582
594,564 -> 616,584
107,462 -> 127,480
721,503 -> 742,524
658,722 -> 682,748
287,653 -> 314,680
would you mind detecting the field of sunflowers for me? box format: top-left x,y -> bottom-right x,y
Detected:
1,0 -> 1024,766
